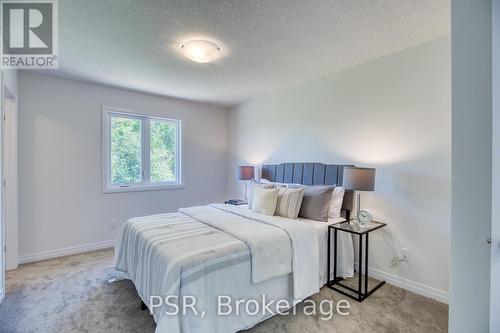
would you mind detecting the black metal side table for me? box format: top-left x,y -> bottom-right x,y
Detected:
327,220 -> 387,302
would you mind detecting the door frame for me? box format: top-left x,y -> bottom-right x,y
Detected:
0,76 -> 16,304
0,75 -> 4,303
491,0 -> 500,330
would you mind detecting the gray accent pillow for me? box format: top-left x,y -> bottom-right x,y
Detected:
298,186 -> 335,222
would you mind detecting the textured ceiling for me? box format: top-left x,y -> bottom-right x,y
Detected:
33,0 -> 450,107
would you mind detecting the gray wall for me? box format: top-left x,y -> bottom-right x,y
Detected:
18,72 -> 227,257
227,37 -> 451,300
450,0 -> 492,331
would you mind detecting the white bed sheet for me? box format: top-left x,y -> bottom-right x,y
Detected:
119,205 -> 354,333
233,205 -> 354,282
299,216 -> 355,282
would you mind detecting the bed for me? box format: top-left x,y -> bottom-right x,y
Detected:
114,163 -> 355,333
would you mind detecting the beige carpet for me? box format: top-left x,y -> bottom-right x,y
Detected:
0,249 -> 448,333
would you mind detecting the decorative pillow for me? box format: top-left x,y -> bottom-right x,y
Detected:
260,179 -> 289,187
275,187 -> 305,219
261,179 -> 306,189
328,187 -> 345,218
252,187 -> 279,216
286,183 -> 305,189
298,186 -> 335,222
248,180 -> 274,209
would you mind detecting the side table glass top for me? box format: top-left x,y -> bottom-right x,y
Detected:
331,220 -> 387,234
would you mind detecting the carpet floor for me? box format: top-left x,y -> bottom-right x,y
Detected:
0,249 -> 448,333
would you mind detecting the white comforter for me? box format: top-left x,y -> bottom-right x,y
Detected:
115,204 -> 322,332
181,204 -> 319,300
179,205 -> 293,285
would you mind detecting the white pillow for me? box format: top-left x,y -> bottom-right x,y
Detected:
275,186 -> 305,219
261,179 -> 304,189
328,186 -> 345,218
248,180 -> 274,209
252,187 -> 279,216
260,179 -> 289,187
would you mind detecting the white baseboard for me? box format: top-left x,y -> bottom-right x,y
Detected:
18,240 -> 115,265
354,263 -> 449,304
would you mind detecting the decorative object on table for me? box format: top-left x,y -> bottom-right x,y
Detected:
237,165 -> 255,201
342,166 -> 376,226
357,209 -> 373,224
327,220 -> 387,302
224,199 -> 247,205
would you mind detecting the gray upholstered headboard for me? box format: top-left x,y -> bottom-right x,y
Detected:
261,162 -> 354,219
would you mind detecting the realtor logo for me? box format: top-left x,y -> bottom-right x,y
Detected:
1,0 -> 58,68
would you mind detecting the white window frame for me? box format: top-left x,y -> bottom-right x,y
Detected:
102,106 -> 183,193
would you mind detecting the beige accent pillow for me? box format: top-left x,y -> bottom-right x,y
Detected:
248,181 -> 274,209
275,187 -> 305,219
252,187 -> 279,216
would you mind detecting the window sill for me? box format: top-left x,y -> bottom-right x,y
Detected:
102,183 -> 185,194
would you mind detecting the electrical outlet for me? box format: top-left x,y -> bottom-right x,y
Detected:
401,248 -> 410,262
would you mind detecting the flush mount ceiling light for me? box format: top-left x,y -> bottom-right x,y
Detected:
181,40 -> 221,63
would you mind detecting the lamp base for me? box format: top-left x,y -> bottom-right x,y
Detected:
355,191 -> 361,219
242,181 -> 249,201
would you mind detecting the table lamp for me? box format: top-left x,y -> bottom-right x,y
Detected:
342,166 -> 376,221
238,166 -> 254,201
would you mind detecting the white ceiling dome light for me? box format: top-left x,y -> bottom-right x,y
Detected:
181,40 -> 221,63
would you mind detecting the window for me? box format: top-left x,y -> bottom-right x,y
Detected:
102,107 -> 182,192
